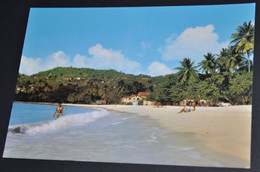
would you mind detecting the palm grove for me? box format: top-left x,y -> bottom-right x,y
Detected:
15,21 -> 254,106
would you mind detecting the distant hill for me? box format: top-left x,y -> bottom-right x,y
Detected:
15,67 -> 177,104
32,67 -> 129,78
30,66 -> 176,84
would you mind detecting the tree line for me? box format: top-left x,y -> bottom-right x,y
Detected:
148,21 -> 254,105
15,21 -> 254,106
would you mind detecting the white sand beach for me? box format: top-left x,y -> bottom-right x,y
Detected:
63,104 -> 251,168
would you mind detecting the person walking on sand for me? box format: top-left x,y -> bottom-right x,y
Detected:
53,103 -> 63,118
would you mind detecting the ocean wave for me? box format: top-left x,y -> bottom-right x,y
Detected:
8,109 -> 110,134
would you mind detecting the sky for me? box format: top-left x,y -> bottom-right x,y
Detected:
20,3 -> 255,76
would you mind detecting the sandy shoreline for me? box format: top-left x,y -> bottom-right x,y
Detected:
14,101 -> 251,168
62,103 -> 251,168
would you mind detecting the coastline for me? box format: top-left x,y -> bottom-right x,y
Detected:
12,102 -> 251,168
63,103 -> 251,168
14,101 -> 58,105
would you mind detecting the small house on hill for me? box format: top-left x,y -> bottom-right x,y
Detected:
121,92 -> 155,105
137,92 -> 150,97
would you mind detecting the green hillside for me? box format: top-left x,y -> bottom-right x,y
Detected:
14,21 -> 253,106
32,67 -> 128,78
15,67 -> 178,104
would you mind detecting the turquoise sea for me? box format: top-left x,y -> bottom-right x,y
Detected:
3,102 -> 224,167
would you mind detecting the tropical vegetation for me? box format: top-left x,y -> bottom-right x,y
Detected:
14,21 -> 254,106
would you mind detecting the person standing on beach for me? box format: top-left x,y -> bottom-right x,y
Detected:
53,103 -> 63,118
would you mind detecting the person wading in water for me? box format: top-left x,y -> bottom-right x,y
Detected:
53,103 -> 63,118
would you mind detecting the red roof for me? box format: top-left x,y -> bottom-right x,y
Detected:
128,95 -> 137,99
137,92 -> 150,96
123,92 -> 150,99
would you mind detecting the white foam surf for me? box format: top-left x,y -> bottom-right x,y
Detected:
9,109 -> 110,134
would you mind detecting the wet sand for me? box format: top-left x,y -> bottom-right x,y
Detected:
63,104 -> 251,168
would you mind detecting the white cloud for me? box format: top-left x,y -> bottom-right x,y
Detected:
19,56 -> 43,75
19,51 -> 71,75
77,44 -> 141,74
45,51 -> 71,69
20,44 -> 141,75
147,61 -> 173,76
159,25 -> 229,62
73,54 -> 88,68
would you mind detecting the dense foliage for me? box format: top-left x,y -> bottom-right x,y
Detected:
14,21 -> 254,106
15,67 -> 175,104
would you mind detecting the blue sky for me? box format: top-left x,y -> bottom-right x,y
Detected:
20,3 -> 255,76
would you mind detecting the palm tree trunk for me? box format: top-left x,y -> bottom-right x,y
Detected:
247,51 -> 250,73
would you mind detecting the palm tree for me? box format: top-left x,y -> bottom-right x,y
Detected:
226,46 -> 245,72
198,52 -> 217,75
230,21 -> 254,72
216,48 -> 230,73
175,58 -> 198,84
238,58 -> 252,72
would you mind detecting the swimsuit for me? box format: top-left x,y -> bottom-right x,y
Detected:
57,107 -> 63,117
57,113 -> 62,118
185,106 -> 191,112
